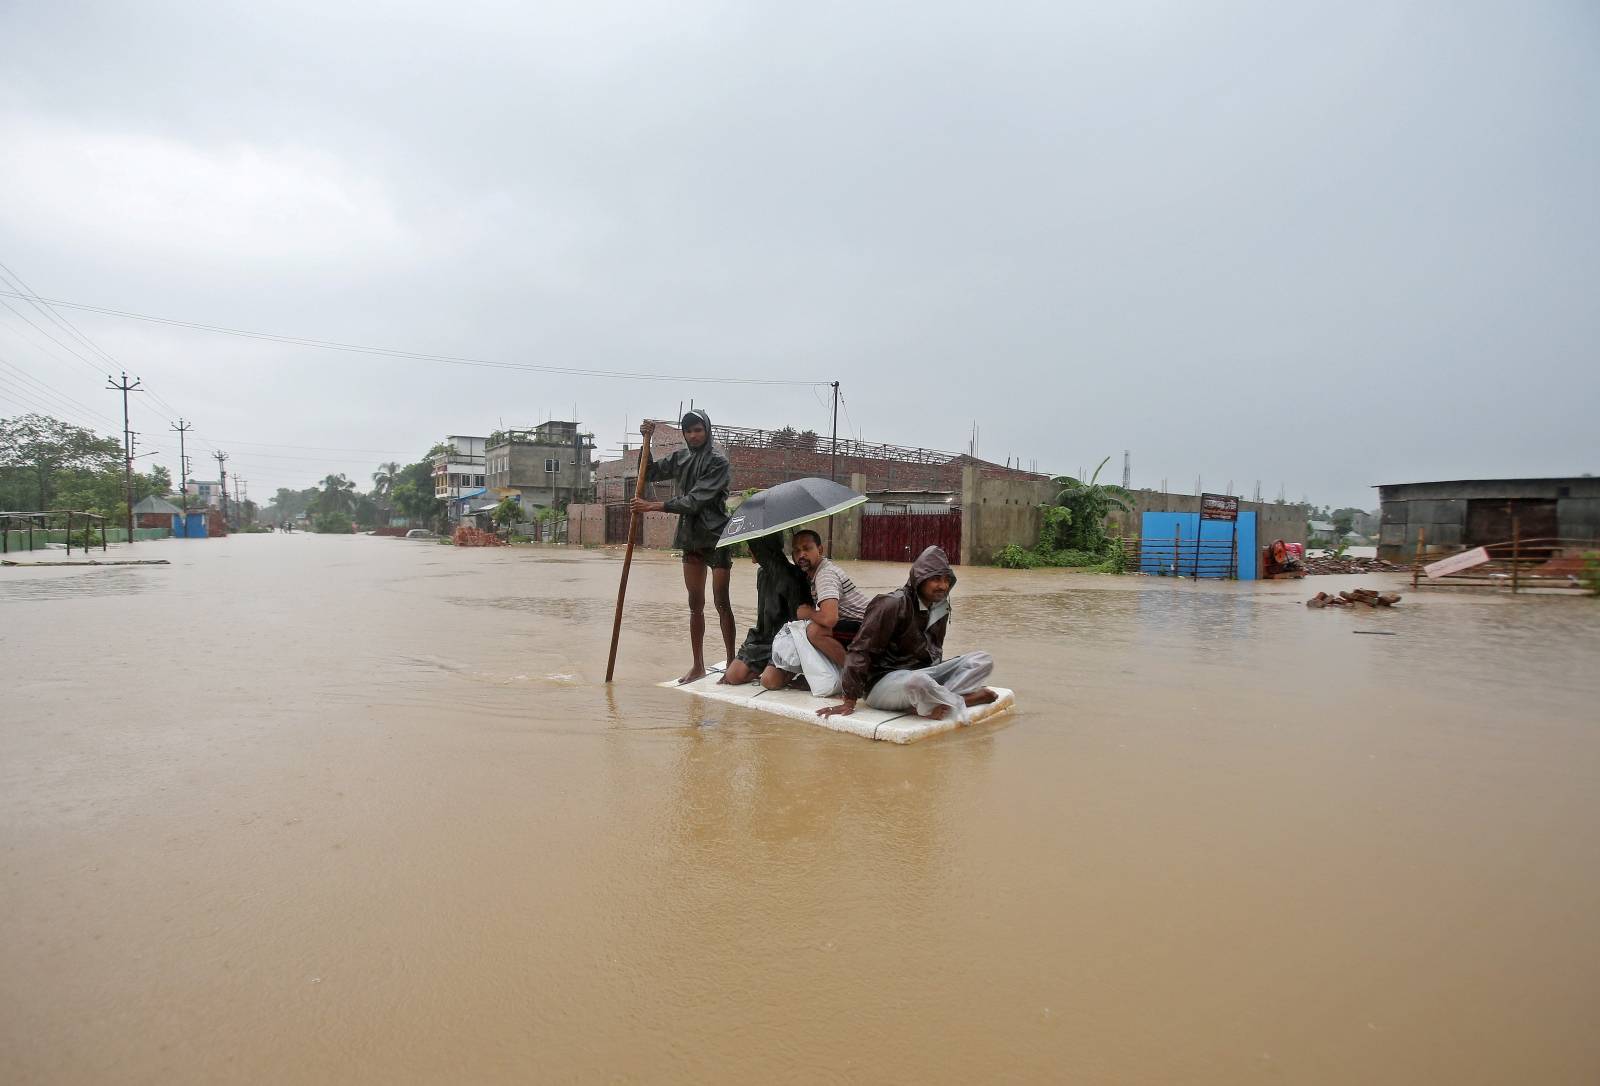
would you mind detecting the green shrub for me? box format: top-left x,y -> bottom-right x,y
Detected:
1582,552 -> 1600,596
1101,534 -> 1128,574
994,544 -> 1043,569
312,511 -> 353,534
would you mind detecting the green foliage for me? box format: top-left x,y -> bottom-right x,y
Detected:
1037,505 -> 1073,552
1103,535 -> 1128,574
312,511 -> 353,533
994,544 -> 1045,569
0,413 -> 124,512
1582,552 -> 1600,596
994,542 -> 1113,570
1050,456 -> 1133,554
316,473 -> 356,516
370,462 -> 401,499
492,496 -> 524,529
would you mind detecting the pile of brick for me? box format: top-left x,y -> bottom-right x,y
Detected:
1307,588 -> 1401,608
1304,554 -> 1407,575
453,526 -> 505,547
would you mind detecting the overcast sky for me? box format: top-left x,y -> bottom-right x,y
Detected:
1,1 -> 1595,508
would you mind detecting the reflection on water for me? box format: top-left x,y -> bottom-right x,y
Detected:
2,536 -> 1598,1084
0,566 -> 155,601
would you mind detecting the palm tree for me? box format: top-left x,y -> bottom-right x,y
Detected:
317,473 -> 357,516
1050,456 -> 1133,552
371,462 -> 400,500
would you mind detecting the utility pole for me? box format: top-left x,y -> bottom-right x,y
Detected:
1122,450 -> 1131,490
106,372 -> 143,543
172,418 -> 193,514
213,450 -> 230,526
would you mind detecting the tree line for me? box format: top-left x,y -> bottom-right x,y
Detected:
1,413 -> 175,520
263,443 -> 448,533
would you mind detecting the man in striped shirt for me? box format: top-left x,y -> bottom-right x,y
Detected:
791,528 -> 871,669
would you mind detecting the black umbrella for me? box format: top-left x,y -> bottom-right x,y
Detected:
715,477 -> 868,548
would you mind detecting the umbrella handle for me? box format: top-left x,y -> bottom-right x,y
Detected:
604,437 -> 652,682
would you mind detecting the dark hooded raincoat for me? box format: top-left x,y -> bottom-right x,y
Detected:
645,409 -> 731,552
839,545 -> 957,701
736,534 -> 812,669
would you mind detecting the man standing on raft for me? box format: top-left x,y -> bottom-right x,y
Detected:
632,411 -> 736,684
817,545 -> 998,723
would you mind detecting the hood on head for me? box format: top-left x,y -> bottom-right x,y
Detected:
680,409 -> 714,451
748,532 -> 788,568
906,545 -> 956,592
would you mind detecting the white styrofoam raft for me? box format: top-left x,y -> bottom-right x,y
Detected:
661,670 -> 1015,744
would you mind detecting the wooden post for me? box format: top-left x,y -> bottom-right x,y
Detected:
1413,527 -> 1424,589
604,437 -> 654,683
1511,509 -> 1520,595
66,512 -> 74,557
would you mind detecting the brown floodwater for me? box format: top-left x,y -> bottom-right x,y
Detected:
2,535 -> 1598,1083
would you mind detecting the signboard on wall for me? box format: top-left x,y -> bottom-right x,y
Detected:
1200,493 -> 1240,522
1424,546 -> 1491,580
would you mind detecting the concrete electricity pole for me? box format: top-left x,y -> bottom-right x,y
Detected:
172,418 -> 193,514
105,372 -> 143,543
212,450 -> 230,526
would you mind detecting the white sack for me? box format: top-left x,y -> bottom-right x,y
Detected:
768,620 -> 843,697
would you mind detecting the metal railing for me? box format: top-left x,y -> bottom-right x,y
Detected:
1,510 -> 110,555
1410,532 -> 1598,593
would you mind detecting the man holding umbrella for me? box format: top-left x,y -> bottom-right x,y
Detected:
632,412 -> 735,684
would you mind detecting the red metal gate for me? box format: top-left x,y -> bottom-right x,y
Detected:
860,511 -> 961,565
605,504 -> 631,543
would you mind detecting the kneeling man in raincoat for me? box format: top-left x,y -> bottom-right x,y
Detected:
817,545 -> 998,724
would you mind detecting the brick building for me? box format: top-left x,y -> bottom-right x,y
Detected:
595,420 -> 1044,505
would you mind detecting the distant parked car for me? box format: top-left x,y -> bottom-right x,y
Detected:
405,529 -> 436,540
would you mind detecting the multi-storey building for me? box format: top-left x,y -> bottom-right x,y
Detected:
432,436 -> 488,501
484,421 -> 594,510
186,480 -> 223,509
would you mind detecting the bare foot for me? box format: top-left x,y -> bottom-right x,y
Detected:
678,665 -> 707,685
927,705 -> 950,721
962,688 -> 999,707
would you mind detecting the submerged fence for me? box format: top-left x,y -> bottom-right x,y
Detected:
1411,534 -> 1598,594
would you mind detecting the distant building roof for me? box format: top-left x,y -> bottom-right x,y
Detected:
1375,475 -> 1595,489
1308,520 -> 1338,532
132,495 -> 184,515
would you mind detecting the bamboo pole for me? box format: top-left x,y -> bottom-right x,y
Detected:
604,436 -> 654,683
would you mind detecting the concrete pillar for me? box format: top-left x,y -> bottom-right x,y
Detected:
828,472 -> 866,561
960,464 -> 978,567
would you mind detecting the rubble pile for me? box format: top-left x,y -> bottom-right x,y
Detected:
1304,554 -> 1407,575
452,526 -> 505,547
1307,588 -> 1401,609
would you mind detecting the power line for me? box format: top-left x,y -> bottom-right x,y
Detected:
0,289 -> 829,387
0,261 -> 124,373
0,372 -> 105,426
0,297 -> 109,378
0,356 -> 120,426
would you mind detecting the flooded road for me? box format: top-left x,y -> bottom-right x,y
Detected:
3,534 -> 1598,1083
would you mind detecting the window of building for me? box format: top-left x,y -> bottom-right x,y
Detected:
545,458 -> 559,473
475,475 -> 485,486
